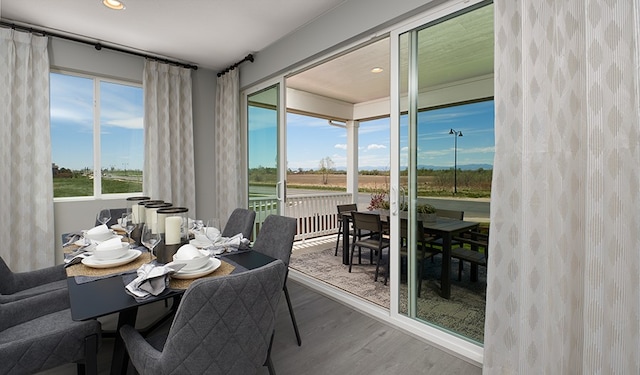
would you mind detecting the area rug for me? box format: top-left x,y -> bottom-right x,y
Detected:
290,247 -> 486,343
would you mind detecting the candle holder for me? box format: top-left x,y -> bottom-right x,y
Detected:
155,207 -> 189,264
126,196 -> 150,245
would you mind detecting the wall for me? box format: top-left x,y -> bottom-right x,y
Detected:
49,38 -> 216,261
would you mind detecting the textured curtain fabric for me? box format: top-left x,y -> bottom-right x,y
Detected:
0,30 -> 54,271
143,60 -> 195,213
214,69 -> 244,227
486,1 -> 640,373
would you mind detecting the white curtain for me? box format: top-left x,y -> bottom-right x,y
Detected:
143,60 -> 195,213
214,69 -> 244,227
485,1 -> 640,373
0,30 -> 54,271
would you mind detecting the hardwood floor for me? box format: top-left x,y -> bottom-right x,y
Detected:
40,280 -> 481,374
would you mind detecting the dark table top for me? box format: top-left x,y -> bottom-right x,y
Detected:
67,250 -> 276,321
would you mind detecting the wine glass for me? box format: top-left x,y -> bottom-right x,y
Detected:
122,213 -> 136,249
97,208 -> 111,226
141,224 -> 161,262
206,218 -> 221,253
192,219 -> 204,235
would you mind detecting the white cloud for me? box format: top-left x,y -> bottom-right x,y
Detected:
104,116 -> 144,130
334,144 -> 347,150
367,144 -> 386,150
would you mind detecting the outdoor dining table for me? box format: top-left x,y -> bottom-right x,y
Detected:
341,210 -> 479,299
64,240 -> 276,375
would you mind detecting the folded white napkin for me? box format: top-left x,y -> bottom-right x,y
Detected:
205,233 -> 250,255
86,224 -> 110,236
125,263 -> 184,300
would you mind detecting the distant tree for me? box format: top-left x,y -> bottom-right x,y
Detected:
319,156 -> 334,184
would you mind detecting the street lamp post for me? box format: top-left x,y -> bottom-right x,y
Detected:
449,128 -> 463,193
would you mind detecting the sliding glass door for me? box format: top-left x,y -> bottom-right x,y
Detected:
392,1 -> 494,344
246,81 -> 287,223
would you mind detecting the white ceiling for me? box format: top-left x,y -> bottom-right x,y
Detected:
287,4 -> 494,105
0,0 -> 348,72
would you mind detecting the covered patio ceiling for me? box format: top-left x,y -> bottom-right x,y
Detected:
286,3 -> 494,111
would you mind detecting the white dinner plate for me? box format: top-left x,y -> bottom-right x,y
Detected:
172,258 -> 221,279
81,249 -> 142,268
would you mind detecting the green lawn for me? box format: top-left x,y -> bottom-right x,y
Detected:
54,176 -> 142,197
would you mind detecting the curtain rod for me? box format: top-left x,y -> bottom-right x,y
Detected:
217,54 -> 254,77
0,20 -> 198,70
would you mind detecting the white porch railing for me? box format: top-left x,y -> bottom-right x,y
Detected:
249,193 -> 353,241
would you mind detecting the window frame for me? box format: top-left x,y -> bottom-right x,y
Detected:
50,69 -> 144,201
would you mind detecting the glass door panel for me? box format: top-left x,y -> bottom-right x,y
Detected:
395,2 -> 494,345
247,84 -> 282,221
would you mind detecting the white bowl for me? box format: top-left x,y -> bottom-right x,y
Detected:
85,226 -> 114,242
173,246 -> 209,271
92,243 -> 129,260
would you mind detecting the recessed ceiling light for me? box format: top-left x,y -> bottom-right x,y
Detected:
371,67 -> 384,73
103,0 -> 125,10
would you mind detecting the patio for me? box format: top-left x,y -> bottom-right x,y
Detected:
289,233 -> 487,343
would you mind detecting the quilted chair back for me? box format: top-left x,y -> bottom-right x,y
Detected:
221,208 -> 257,239
157,260 -> 286,374
251,215 -> 297,267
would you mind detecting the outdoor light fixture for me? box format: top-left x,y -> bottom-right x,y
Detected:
449,128 -> 463,193
370,67 -> 384,73
103,0 -> 125,10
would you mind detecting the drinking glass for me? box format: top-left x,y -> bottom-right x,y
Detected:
122,213 -> 136,249
206,218 -> 220,232
97,208 -> 111,226
205,218 -> 221,252
193,219 -> 204,235
141,224 -> 161,262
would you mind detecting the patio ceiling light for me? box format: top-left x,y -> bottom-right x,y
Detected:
103,0 -> 125,10
370,67 -> 384,73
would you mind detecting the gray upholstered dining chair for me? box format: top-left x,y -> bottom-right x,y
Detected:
120,260 -> 286,375
221,208 -> 257,239
251,214 -> 301,346
0,289 -> 102,375
0,256 -> 67,303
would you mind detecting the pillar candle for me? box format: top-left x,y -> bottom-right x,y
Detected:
157,213 -> 167,233
165,216 -> 182,245
137,204 -> 146,223
146,207 -> 157,233
131,203 -> 139,224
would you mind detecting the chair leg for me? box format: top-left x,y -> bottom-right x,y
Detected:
349,242 -> 356,272
334,221 -> 343,256
265,331 -> 277,375
283,283 -> 302,346
458,260 -> 464,281
374,248 -> 382,282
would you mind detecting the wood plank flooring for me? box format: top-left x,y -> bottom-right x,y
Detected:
40,280 -> 481,375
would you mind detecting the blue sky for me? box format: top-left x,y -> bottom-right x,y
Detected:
51,72 -> 493,173
50,73 -> 144,171
285,99 -> 494,171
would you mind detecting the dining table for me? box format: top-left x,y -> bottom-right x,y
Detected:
341,210 -> 479,299
63,231 -> 276,375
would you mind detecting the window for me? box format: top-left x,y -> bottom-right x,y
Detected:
50,72 -> 144,198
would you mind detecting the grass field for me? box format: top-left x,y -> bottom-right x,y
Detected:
286,173 -> 491,198
54,176 -> 142,197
